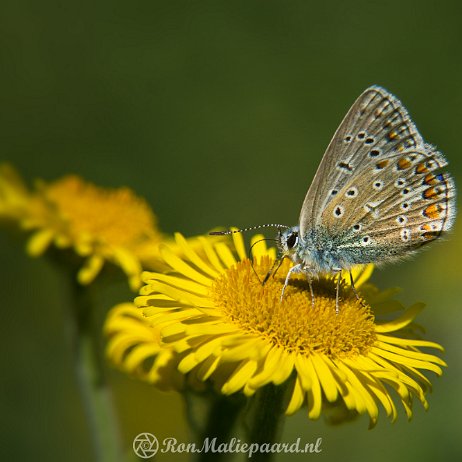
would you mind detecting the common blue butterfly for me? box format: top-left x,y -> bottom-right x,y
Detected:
212,86 -> 456,312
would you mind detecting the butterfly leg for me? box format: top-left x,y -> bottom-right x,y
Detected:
332,268 -> 342,315
262,256 -> 286,285
280,263 -> 303,303
307,272 -> 315,308
349,270 -> 366,307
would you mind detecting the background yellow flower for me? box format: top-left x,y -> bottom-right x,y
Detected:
0,166 -> 163,289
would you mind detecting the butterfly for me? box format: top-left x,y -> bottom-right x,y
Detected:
212,86 -> 456,312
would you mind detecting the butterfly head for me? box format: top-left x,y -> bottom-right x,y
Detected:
278,226 -> 300,257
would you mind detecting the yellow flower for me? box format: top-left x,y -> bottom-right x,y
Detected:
0,165 -> 162,289
129,231 -> 445,427
104,303 -> 184,391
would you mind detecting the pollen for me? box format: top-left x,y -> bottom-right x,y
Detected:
210,258 -> 376,358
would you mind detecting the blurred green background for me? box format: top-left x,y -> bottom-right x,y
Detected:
1,0 -> 461,461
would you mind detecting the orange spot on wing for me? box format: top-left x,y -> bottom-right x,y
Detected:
423,187 -> 438,199
376,160 -> 389,169
415,163 -> 429,174
423,204 -> 445,220
424,185 -> 445,199
422,231 -> 439,240
423,173 -> 437,185
397,158 -> 412,170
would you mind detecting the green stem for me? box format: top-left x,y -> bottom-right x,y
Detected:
247,384 -> 287,462
186,390 -> 247,462
68,277 -> 124,462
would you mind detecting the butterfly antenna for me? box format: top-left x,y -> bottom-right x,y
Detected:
209,224 -> 289,235
247,237 -> 278,283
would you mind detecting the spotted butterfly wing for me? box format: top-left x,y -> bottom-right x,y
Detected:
322,148 -> 456,264
299,86 -> 424,235
300,86 -> 455,265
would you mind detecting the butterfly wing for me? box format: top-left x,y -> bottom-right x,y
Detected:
321,147 -> 456,263
299,86 -> 424,237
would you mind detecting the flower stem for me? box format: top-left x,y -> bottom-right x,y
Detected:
68,277 -> 124,462
186,390 -> 247,462
247,383 -> 287,462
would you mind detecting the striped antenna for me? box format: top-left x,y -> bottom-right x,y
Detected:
209,224 -> 289,236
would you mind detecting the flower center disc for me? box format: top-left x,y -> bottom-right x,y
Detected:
211,257 -> 376,357
43,176 -> 158,245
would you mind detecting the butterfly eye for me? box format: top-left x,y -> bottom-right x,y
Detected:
286,232 -> 299,249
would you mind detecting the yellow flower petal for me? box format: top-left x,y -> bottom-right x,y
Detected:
26,229 -> 54,256
196,355 -> 221,381
160,246 -> 213,286
221,360 -> 258,394
174,232 -> 220,278
231,229 -> 247,261
248,346 -> 284,388
311,354 -> 338,403
198,236 -> 226,272
148,273 -> 210,296
214,241 -> 238,268
249,234 -> 267,258
305,358 -> 322,419
286,377 -> 305,415
375,303 -> 425,332
77,255 -> 104,285
349,264 -> 374,287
